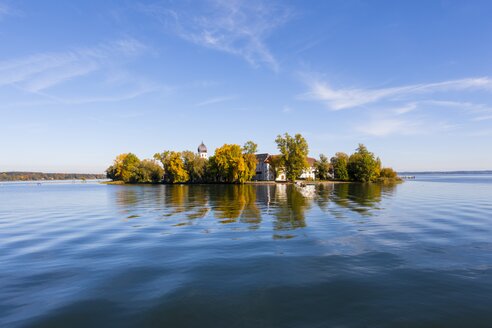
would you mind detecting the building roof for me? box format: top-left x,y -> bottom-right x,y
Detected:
198,142 -> 207,153
265,154 -> 280,164
306,157 -> 316,167
255,153 -> 270,163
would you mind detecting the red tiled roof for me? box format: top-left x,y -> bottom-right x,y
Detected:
306,157 -> 316,167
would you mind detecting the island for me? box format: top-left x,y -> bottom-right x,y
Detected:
105,133 -> 401,185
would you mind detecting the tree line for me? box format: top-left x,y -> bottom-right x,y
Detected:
0,172 -> 106,181
106,133 -> 400,184
318,144 -> 399,183
106,142 -> 259,184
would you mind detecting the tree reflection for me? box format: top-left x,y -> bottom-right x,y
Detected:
238,186 -> 261,228
116,188 -> 139,207
167,185 -> 188,214
211,185 -> 260,226
114,185 -> 167,219
184,185 -> 210,219
111,182 -> 398,232
331,182 -> 397,216
165,185 -> 210,219
272,184 -> 311,232
315,183 -> 334,210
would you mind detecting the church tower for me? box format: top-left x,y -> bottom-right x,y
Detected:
198,141 -> 208,159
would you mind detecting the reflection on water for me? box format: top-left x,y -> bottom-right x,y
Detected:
2,179 -> 492,327
330,183 -> 396,215
113,183 -> 395,236
272,185 -> 310,236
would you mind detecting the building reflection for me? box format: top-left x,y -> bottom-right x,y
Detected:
271,184 -> 310,232
112,182 -> 398,233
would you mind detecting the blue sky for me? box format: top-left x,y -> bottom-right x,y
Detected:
1,0 -> 491,172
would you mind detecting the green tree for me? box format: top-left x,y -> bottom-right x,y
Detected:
379,167 -> 398,179
315,154 -> 331,180
242,141 -> 258,154
106,165 -> 117,181
136,159 -> 164,183
267,155 -> 282,180
182,150 -> 207,183
330,152 -> 349,181
347,144 -> 381,182
205,155 -> 220,182
275,133 -> 309,182
377,167 -> 401,183
154,151 -> 189,183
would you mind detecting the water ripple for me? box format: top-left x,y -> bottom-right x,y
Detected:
1,179 -> 492,327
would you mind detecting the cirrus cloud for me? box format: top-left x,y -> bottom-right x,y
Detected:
0,38 -> 147,93
303,77 -> 492,111
140,0 -> 291,71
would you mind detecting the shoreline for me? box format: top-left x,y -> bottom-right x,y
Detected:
102,180 -> 356,186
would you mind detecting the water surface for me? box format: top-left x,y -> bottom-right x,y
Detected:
1,176 -> 491,327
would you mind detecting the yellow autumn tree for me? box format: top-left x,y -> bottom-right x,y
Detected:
212,144 -> 256,183
106,153 -> 141,183
154,151 -> 189,183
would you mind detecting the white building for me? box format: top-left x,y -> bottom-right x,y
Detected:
298,157 -> 317,180
253,153 -> 274,181
253,154 -> 317,181
198,141 -> 208,159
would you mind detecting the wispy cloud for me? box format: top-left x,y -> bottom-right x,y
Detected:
30,82 -> 164,106
195,95 -> 236,107
0,2 -> 14,19
0,38 -> 147,92
303,77 -> 492,110
355,117 -> 456,137
1,83 -> 165,110
467,130 -> 492,137
356,118 -> 413,136
388,100 -> 492,117
141,0 -> 290,71
393,102 -> 418,115
298,75 -> 492,136
472,114 -> 492,121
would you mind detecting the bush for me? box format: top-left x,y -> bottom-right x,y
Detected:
347,144 -> 380,182
379,167 -> 398,179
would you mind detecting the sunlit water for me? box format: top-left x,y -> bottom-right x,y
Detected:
1,175 -> 492,327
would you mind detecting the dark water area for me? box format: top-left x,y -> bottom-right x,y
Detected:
1,177 -> 492,327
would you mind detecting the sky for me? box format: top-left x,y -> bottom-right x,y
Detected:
1,0 -> 492,173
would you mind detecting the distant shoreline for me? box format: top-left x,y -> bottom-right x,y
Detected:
398,170 -> 492,175
3,170 -> 490,183
0,172 -> 106,182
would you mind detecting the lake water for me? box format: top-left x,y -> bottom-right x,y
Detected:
1,175 -> 492,327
